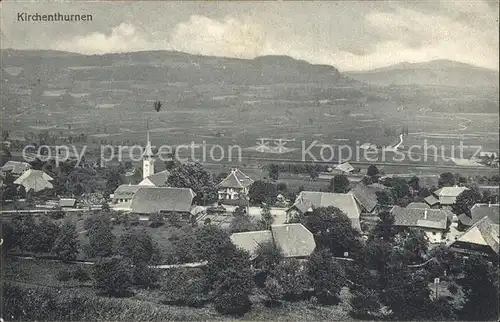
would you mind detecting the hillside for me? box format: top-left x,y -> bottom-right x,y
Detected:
1,49 -> 344,85
345,60 -> 499,88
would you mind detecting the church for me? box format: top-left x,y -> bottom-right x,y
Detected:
110,132 -> 195,215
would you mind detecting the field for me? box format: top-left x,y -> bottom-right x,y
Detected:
2,50 -> 498,171
3,257 -> 355,321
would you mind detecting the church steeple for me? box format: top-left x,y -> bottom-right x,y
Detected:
142,131 -> 155,179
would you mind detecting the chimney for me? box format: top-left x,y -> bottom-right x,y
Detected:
424,209 -> 428,220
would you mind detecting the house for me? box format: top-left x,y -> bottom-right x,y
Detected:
424,194 -> 440,207
433,186 -> 469,206
458,203 -> 499,229
13,169 -> 53,193
333,162 -> 354,174
391,206 -> 452,243
130,187 -> 195,215
287,191 -> 361,230
111,184 -> 141,205
59,198 -> 76,208
1,161 -> 31,175
138,169 -> 170,187
407,202 -> 430,209
217,168 -> 254,205
349,182 -> 383,213
230,223 -> 316,259
449,216 -> 499,258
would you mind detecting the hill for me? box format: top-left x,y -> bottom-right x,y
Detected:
345,60 -> 499,88
1,49 -> 344,85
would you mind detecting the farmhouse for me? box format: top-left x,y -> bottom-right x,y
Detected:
287,191 -> 361,230
391,206 -> 452,243
432,186 -> 469,206
13,169 -> 53,193
333,162 -> 355,174
449,216 -> 499,258
111,184 -> 141,205
230,223 -> 316,259
217,168 -> 254,205
458,203 -> 499,229
59,198 -> 76,208
1,161 -> 31,175
349,182 -> 383,213
130,187 -> 196,215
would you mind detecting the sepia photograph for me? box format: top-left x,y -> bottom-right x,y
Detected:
0,0 -> 499,320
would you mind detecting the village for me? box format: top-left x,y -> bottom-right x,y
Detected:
1,130 -> 499,320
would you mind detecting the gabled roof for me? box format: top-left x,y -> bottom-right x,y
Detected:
139,169 -> 170,187
424,195 -> 440,206
407,202 -> 430,209
434,186 -> 469,197
292,191 -> 361,220
59,198 -> 76,207
350,183 -> 381,212
471,203 -> 499,225
450,217 -> 499,255
391,206 -> 448,230
13,169 -> 53,192
130,187 -> 195,214
271,224 -> 316,258
230,223 -> 316,259
120,167 -> 142,185
219,169 -> 254,189
1,161 -> 31,174
113,184 -> 141,200
230,230 -> 274,259
334,162 -> 354,173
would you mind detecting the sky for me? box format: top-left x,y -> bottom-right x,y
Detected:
1,1 -> 498,71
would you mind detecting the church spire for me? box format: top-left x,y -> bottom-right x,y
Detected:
144,130 -> 154,157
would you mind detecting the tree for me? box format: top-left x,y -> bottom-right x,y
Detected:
330,175 -> 350,193
167,163 -> 218,205
268,164 -> 280,181
149,212 -> 165,228
162,268 -> 208,307
207,244 -> 254,316
259,204 -> 274,230
271,259 -> 310,300
367,165 -> 379,177
457,255 -> 499,320
194,225 -> 232,261
92,256 -> 133,296
390,177 -> 410,200
408,176 -> 420,191
254,241 -> 283,274
10,215 -> 38,254
85,218 -> 115,258
438,172 -> 455,187
370,211 -> 397,243
248,180 -> 277,205
229,207 -> 259,233
308,249 -> 347,304
376,190 -> 393,208
117,229 -> 161,265
52,220 -> 79,261
299,206 -> 362,257
452,189 -> 481,216
33,215 -> 60,254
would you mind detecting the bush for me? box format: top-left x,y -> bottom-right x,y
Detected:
149,212 -> 165,228
50,210 -> 66,220
162,269 -> 208,307
264,277 -> 284,306
92,256 -> 133,297
72,265 -> 91,282
56,269 -> 72,282
132,264 -> 161,289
